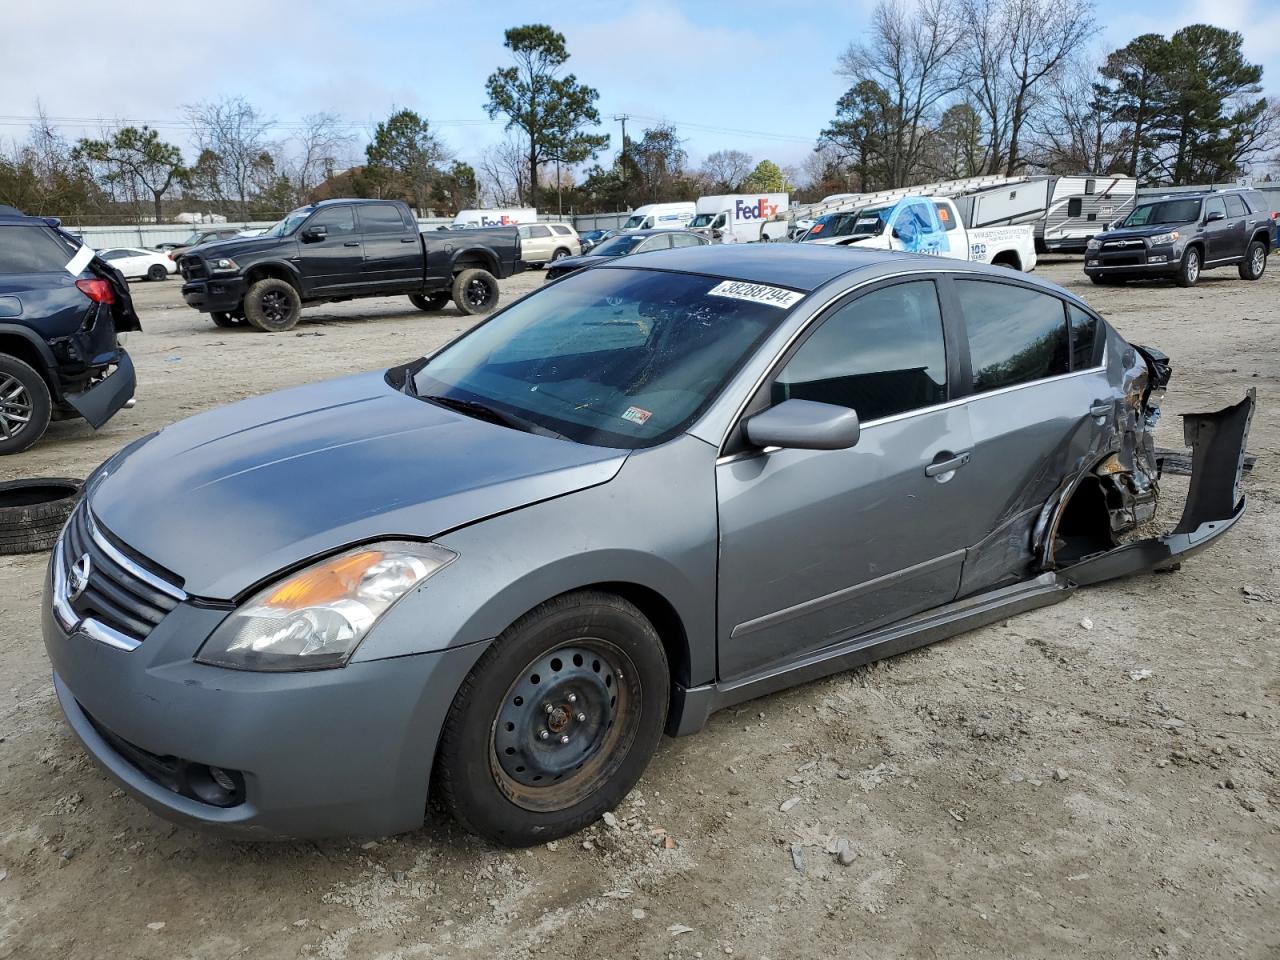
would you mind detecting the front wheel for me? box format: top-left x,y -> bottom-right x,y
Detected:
210,311 -> 241,328
409,291 -> 451,312
1239,240 -> 1267,280
452,268 -> 500,316
244,277 -> 302,332
1175,247 -> 1201,287
435,591 -> 669,846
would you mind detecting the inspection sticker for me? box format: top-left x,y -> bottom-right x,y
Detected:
707,280 -> 804,309
621,406 -> 653,425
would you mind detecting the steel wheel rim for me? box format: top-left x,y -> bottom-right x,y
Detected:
1252,247 -> 1265,274
466,278 -> 490,308
490,639 -> 641,812
1187,251 -> 1200,281
0,375 -> 32,440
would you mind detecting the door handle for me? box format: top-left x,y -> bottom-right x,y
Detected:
1090,401 -> 1112,417
343,240 -> 360,247
400,237 -> 417,243
924,451 -> 971,477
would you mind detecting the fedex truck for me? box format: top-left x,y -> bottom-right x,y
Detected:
689,193 -> 789,243
619,202 -> 696,232
451,208 -> 537,229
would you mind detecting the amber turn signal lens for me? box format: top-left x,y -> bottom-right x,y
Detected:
264,551 -> 384,609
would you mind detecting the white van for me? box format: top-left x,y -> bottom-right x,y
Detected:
451,208 -> 537,229
619,202 -> 696,232
688,193 -> 790,243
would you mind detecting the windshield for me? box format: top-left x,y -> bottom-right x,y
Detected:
803,208 -> 889,240
591,234 -> 646,256
412,268 -> 798,448
622,214 -> 647,230
264,207 -> 314,237
688,213 -> 716,228
1122,199 -> 1202,228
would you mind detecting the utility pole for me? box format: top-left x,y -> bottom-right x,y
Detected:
614,114 -> 630,208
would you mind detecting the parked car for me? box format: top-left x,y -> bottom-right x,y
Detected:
1084,188 -> 1275,286
544,229 -> 708,281
806,196 -> 1038,271
156,228 -> 242,255
98,247 -> 177,282
578,229 -> 614,252
0,211 -> 139,454
176,198 -> 524,331
517,222 -> 582,267
43,244 -> 1252,844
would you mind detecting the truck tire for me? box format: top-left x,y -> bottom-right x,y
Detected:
1238,240 -> 1267,280
409,292 -> 452,313
244,277 -> 302,332
452,269 -> 500,315
1175,247 -> 1201,287
0,354 -> 53,456
0,477 -> 81,554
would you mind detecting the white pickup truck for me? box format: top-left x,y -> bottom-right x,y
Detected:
803,196 -> 1037,272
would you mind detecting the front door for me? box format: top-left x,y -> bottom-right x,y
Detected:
716,278 -> 983,680
295,205 -> 363,294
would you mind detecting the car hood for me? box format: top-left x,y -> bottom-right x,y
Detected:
89,372 -> 628,599
1099,223 -> 1193,242
187,236 -> 285,259
549,253 -> 615,272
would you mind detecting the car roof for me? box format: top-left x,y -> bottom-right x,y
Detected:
616,228 -> 701,238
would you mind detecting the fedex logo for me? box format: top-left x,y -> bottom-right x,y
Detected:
735,197 -> 779,221
480,215 -> 514,226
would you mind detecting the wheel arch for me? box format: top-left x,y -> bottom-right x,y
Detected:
990,250 -> 1022,270
0,326 -> 59,394
451,246 -> 499,276
243,261 -> 302,290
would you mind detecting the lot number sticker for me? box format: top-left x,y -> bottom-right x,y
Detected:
708,280 -> 804,309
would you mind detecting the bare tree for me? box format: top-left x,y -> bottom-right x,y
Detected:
478,136 -> 529,206
282,113 -> 356,204
183,96 -> 276,219
1029,60 -> 1129,174
700,149 -> 754,191
837,0 -> 965,187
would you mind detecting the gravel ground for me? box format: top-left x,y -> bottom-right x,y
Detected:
0,259 -> 1277,960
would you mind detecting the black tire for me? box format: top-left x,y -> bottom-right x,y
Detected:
452,268 -> 500,316
1239,240 -> 1267,281
409,291 -> 452,313
436,591 -> 669,846
244,277 -> 302,332
0,354 -> 53,456
1175,246 -> 1201,287
550,248 -> 570,262
146,264 -> 168,281
210,311 -> 239,328
0,477 -> 81,554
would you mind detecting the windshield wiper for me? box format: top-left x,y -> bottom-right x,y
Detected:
422,394 -> 568,441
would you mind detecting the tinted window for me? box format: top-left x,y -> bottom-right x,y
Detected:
551,225 -> 572,236
1242,190 -> 1272,214
956,280 -> 1069,392
0,225 -> 76,273
1067,198 -> 1083,217
1123,199 -> 1201,227
1068,304 -> 1101,370
100,249 -> 125,260
529,225 -> 552,239
356,204 -> 405,234
773,281 -> 947,422
311,205 -> 355,235
934,203 -> 958,231
1224,195 -> 1247,218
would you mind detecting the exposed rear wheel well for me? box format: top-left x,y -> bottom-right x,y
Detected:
0,334 -> 54,391
991,251 -> 1022,270
1250,229 -> 1272,247
452,252 -> 498,276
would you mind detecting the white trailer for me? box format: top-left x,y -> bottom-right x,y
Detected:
451,208 -> 538,229
689,193 -> 790,243
1036,176 -> 1136,252
619,202 -> 696,232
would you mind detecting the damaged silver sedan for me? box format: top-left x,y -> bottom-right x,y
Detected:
44,245 -> 1252,844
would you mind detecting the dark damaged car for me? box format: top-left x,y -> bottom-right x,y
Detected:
0,209 -> 138,454
43,245 -> 1253,844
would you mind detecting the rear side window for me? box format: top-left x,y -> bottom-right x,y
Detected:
356,204 -> 405,234
773,280 -> 947,422
955,280 -> 1069,392
0,225 -> 76,273
1224,195 -> 1247,218
1068,304 -> 1102,369
670,233 -> 703,247
551,225 -> 572,236
1242,191 -> 1272,215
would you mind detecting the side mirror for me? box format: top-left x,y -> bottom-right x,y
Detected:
1205,210 -> 1225,223
745,399 -> 861,451
302,224 -> 328,241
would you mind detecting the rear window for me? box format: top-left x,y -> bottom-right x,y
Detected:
551,225 -> 573,236
1242,191 -> 1272,215
0,225 -> 78,274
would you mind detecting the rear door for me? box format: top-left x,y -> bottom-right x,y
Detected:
1221,194 -> 1251,261
1202,196 -> 1232,263
357,203 -> 421,288
945,276 -> 1111,596
520,224 -> 554,263
295,204 -> 363,294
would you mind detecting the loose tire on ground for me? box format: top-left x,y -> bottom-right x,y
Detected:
452,268 -> 500,316
0,478 -> 81,554
1175,247 -> 1201,287
1239,240 -> 1267,281
244,277 -> 302,332
0,354 -> 53,456
147,264 -> 168,281
435,590 -> 669,846
409,291 -> 452,313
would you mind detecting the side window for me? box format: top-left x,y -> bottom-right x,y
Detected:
1085,179 -> 1096,194
1067,198 -> 1083,217
357,204 -> 406,235
530,225 -> 553,239
772,281 -> 947,422
0,226 -> 77,273
670,233 -> 702,247
934,203 -> 958,231
518,225 -> 532,239
637,235 -> 672,252
956,281 -> 1069,391
1068,304 -> 1101,370
1205,197 -> 1226,220
551,225 -> 572,236
1223,195 -> 1247,218
99,249 -> 124,260
310,205 -> 355,235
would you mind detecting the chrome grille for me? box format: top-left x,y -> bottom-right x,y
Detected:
54,504 -> 185,650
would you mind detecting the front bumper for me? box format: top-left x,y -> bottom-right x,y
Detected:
43,576 -> 488,839
1084,243 -> 1180,277
181,276 -> 247,314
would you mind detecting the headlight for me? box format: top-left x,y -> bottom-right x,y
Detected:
210,257 -> 239,273
1149,231 -> 1179,246
196,541 -> 455,671
1086,238 -> 1101,251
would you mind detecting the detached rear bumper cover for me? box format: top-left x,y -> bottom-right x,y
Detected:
1061,390 -> 1255,586
65,351 -> 135,429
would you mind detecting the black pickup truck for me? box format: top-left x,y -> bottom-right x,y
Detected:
178,199 -> 524,332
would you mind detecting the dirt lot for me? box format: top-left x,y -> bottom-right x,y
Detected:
1,259 -> 1277,960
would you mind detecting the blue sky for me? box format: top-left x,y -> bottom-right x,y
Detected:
3,0 -> 1277,175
